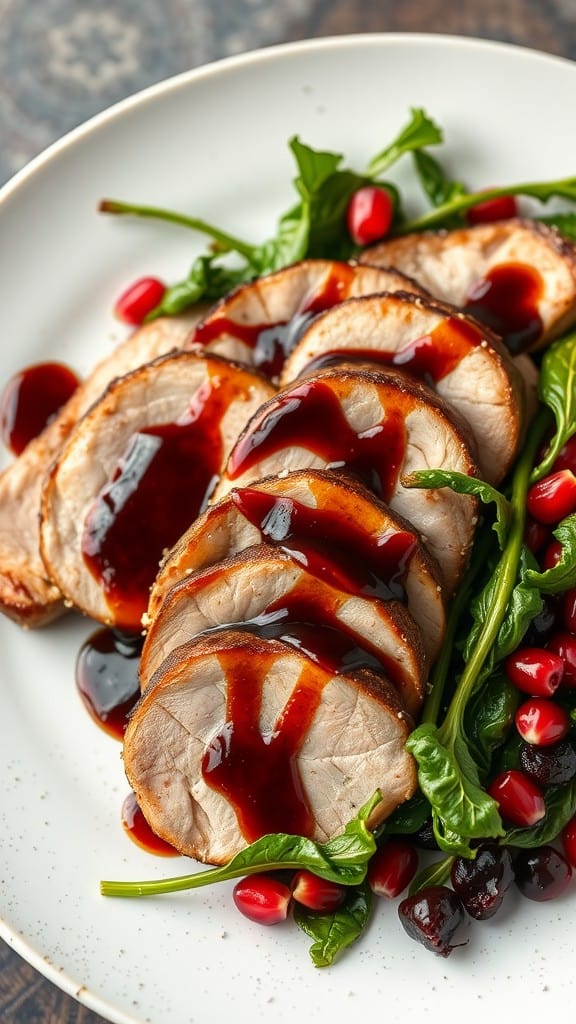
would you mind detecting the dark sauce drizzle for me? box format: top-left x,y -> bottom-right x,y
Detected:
0,361 -> 79,455
463,262 -> 543,354
227,378 -> 407,503
192,262 -> 357,378
75,627 -> 142,740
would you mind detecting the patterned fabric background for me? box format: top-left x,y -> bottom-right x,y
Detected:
0,0 -> 313,184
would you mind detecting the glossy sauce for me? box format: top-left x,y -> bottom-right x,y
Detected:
75,627 -> 142,740
191,262 -> 357,378
227,378 -> 407,503
81,377 -> 226,632
299,315 -> 484,384
121,790 -> 179,856
463,262 -> 543,354
231,487 -> 416,602
0,361 -> 79,455
202,647 -> 322,840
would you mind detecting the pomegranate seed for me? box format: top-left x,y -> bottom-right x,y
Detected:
450,843 -> 515,920
466,193 -> 519,225
291,870 -> 346,912
562,588 -> 576,633
398,885 -> 466,957
346,186 -> 394,246
561,815 -> 576,867
551,434 -> 576,475
526,470 -> 576,525
514,845 -> 572,901
232,873 -> 291,925
114,276 -> 166,325
547,631 -> 576,687
487,769 -> 546,827
524,517 -> 550,555
540,539 -> 563,571
515,698 -> 570,746
367,839 -> 419,898
504,647 -> 564,697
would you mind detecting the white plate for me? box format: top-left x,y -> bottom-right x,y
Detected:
1,33 -> 575,1024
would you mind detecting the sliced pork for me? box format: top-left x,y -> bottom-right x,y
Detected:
148,469 -> 446,664
188,258 -> 428,379
124,629 -> 418,864
0,312 -> 201,627
215,366 -> 479,594
40,353 -> 275,631
139,543 -> 427,715
281,292 -> 526,484
360,218 -> 576,353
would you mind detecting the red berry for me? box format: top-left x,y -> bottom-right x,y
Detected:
487,770 -> 546,827
515,845 -> 572,901
504,647 -> 564,697
367,839 -> 419,898
551,434 -> 576,475
547,631 -> 576,687
232,874 -> 292,925
561,815 -> 576,867
562,588 -> 576,634
515,698 -> 570,746
346,186 -> 394,246
291,870 -> 346,912
540,539 -> 563,571
114,276 -> 166,325
466,193 -> 519,225
524,517 -> 550,555
526,470 -> 576,525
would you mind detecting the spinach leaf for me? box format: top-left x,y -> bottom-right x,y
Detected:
382,791 -> 431,836
504,778 -> 576,848
101,792 -> 380,898
540,212 -> 576,242
412,149 -> 466,209
523,513 -> 576,594
464,672 -> 520,778
294,884 -> 373,967
408,856 -> 454,896
532,332 -> 576,479
403,469 -> 512,548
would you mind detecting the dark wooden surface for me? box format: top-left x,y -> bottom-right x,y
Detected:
2,0 -> 576,1021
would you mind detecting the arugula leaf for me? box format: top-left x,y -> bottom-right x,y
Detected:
532,331 -> 576,479
366,108 -> 443,178
403,469 -> 512,548
294,884 -> 372,967
100,792 -> 380,898
524,513 -> 576,593
412,149 -> 466,209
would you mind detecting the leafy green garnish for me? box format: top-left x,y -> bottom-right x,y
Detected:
524,513 -> 576,593
532,332 -> 576,479
403,469 -> 512,549
294,884 -> 373,967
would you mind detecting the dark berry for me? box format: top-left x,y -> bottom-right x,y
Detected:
450,843 -> 515,920
522,597 -> 558,648
411,818 -> 440,850
519,739 -> 576,786
514,846 -> 572,901
398,885 -> 467,957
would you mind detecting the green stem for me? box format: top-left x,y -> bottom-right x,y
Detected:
399,180 -> 576,233
98,199 -> 258,260
440,411 -> 549,739
101,856 -> 322,898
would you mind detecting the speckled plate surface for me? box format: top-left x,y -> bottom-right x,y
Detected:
1,34 -> 575,1024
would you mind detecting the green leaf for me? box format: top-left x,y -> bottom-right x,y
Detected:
403,469 -> 512,548
294,884 -> 373,967
408,856 -> 454,896
504,778 -> 576,848
406,723 -> 505,857
382,791 -> 431,836
289,137 -> 344,196
366,108 -> 443,178
492,546 -> 544,662
532,332 -> 576,479
101,792 -> 380,898
524,514 -> 576,593
412,149 -> 466,210
464,672 -> 520,778
540,212 -> 576,242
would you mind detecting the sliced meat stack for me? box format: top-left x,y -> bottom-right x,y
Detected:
148,469 -> 447,663
214,365 -> 479,595
39,352 -> 275,631
188,258 -> 428,379
360,218 -> 576,353
0,311 -> 201,627
281,291 -> 527,484
124,630 -> 417,864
